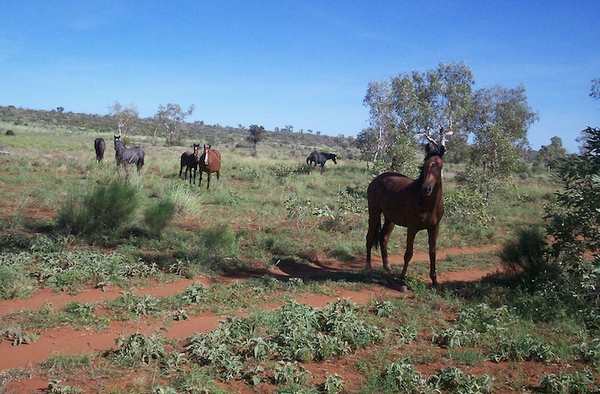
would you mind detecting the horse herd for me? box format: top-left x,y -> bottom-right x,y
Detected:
93,135 -> 446,288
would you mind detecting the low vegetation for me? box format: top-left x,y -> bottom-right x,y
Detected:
0,117 -> 598,392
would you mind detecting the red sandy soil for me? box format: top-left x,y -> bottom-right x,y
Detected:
3,245 -> 549,393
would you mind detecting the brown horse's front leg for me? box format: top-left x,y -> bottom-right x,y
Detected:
427,226 -> 440,286
400,228 -> 417,279
206,173 -> 211,190
379,219 -> 395,273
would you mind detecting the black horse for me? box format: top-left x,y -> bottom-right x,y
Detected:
306,151 -> 337,171
114,135 -> 145,173
179,143 -> 200,184
94,138 -> 106,163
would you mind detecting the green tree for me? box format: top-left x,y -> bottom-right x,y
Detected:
247,124 -> 266,154
355,127 -> 378,168
546,126 -> 600,257
390,61 -> 474,143
364,79 -> 395,163
364,62 -> 475,171
109,102 -> 139,136
535,136 -> 567,172
470,84 -> 538,177
154,103 -> 195,146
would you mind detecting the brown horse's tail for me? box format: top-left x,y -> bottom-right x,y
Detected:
373,215 -> 381,250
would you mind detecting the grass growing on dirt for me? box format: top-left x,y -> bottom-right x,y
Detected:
1,125 -> 598,393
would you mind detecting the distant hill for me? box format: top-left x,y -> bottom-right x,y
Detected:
0,105 -> 357,157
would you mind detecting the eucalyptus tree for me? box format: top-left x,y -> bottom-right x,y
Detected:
363,62 -> 475,170
470,84 -> 538,177
109,102 -> 139,136
154,103 -> 195,146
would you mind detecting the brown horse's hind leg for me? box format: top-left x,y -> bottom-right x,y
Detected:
427,226 -> 440,286
379,218 -> 395,273
400,228 -> 417,280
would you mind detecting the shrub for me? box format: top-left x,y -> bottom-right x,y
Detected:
443,186 -> 493,227
56,180 -> 139,235
500,225 -> 552,281
143,198 -> 176,237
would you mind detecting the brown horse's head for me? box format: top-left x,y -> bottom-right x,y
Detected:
203,144 -> 211,165
192,143 -> 200,158
421,144 -> 444,196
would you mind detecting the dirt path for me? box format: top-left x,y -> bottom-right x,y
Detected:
0,245 -> 502,374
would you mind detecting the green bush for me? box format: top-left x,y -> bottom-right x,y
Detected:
500,226 -> 550,279
143,198 -> 176,237
56,180 -> 139,235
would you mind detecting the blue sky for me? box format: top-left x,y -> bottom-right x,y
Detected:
1,1 -> 598,152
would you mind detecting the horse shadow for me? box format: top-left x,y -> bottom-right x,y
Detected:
219,256 -> 411,293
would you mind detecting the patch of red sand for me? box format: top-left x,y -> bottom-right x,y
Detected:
0,245 -> 501,373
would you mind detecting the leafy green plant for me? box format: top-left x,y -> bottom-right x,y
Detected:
182,281 -> 209,304
47,380 -> 84,394
427,366 -> 493,393
538,370 -> 595,394
380,361 -> 428,393
488,334 -> 556,363
323,373 -> 345,394
113,332 -> 166,365
4,326 -> 35,346
64,302 -> 96,319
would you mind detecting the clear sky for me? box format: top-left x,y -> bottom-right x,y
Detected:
1,1 -> 598,152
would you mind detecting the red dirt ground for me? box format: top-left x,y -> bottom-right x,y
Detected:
2,245 -> 556,393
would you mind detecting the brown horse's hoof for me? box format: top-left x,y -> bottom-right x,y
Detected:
398,285 -> 409,292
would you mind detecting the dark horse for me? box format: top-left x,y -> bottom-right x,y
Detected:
306,151 -> 337,171
366,144 -> 445,286
179,143 -> 200,184
94,138 -> 106,163
113,135 -> 145,173
198,144 -> 221,190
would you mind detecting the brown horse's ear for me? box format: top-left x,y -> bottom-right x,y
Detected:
439,145 -> 445,156
425,144 -> 432,154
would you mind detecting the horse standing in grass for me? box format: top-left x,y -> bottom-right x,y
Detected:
179,143 -> 200,184
365,143 -> 445,286
114,135 -> 145,174
198,144 -> 221,190
306,151 -> 337,172
94,138 -> 106,163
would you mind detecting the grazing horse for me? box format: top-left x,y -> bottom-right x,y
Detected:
113,135 -> 145,173
306,151 -> 337,171
94,138 -> 106,163
198,144 -> 221,190
179,143 -> 200,184
366,144 -> 445,286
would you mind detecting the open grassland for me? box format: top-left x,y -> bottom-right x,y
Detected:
1,123 -> 598,393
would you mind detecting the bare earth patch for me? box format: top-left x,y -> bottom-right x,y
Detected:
1,244 -> 579,393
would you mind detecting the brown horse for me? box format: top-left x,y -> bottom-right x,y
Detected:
198,144 -> 221,190
94,138 -> 106,163
366,144 -> 445,286
179,143 -> 200,184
